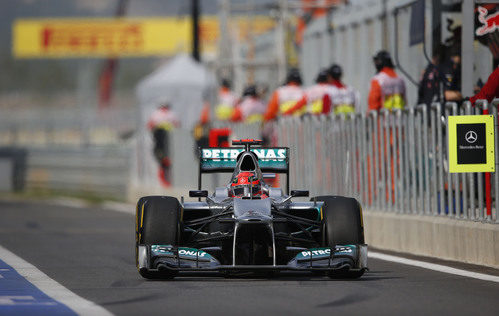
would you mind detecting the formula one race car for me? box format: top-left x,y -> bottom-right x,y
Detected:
135,139 -> 367,279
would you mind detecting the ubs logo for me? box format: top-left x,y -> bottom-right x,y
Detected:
465,131 -> 478,144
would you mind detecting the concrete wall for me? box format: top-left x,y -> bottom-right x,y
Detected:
364,210 -> 499,269
26,146 -> 131,200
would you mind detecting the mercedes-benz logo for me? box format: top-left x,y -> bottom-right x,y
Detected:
465,130 -> 478,144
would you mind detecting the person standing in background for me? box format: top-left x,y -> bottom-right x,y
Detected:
232,85 -> 266,123
368,51 -> 406,112
417,44 -> 448,107
147,103 -> 180,187
441,45 -> 462,103
326,64 -> 359,114
264,68 -> 305,121
215,79 -> 238,121
367,51 -> 405,207
283,69 -> 331,115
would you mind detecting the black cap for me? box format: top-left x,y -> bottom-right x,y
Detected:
316,69 -> 329,83
221,78 -> 231,89
373,50 -> 394,71
243,85 -> 257,97
328,64 -> 342,80
286,68 -> 302,85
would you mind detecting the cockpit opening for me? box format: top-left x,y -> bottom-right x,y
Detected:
239,154 -> 256,171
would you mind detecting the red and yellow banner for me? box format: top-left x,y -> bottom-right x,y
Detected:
13,18 -> 184,58
12,17 -> 276,58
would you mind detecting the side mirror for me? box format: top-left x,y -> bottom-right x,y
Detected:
189,190 -> 208,198
291,190 -> 309,197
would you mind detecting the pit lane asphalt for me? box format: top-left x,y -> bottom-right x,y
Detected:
0,200 -> 498,316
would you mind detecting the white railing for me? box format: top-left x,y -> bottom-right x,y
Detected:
275,101 -> 499,223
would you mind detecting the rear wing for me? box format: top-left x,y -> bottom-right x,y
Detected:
200,147 -> 289,173
198,147 -> 290,193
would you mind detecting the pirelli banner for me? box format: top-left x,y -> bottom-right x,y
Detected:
448,115 -> 495,173
13,18 -> 180,58
12,17 -> 276,58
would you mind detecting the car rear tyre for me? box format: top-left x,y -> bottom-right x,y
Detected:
136,196 -> 181,279
314,195 -> 365,279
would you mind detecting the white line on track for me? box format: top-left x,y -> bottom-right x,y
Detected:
0,245 -> 113,316
369,251 -> 499,283
51,198 -> 90,210
101,201 -> 134,214
49,198 -> 134,215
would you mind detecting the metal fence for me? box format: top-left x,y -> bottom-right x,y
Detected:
275,101 -> 499,224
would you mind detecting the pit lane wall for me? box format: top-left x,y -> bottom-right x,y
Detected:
273,101 -> 499,268
0,105 -> 137,200
363,211 -> 499,269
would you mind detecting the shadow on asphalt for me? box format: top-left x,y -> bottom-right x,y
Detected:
101,294 -> 163,306
136,271 -> 400,282
316,293 -> 372,308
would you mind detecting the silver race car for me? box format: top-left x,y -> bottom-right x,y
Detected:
135,139 -> 367,279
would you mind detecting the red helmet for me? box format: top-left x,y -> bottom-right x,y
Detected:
231,172 -> 260,197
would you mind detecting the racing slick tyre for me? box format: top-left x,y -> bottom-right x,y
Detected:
136,196 -> 181,279
314,196 -> 365,279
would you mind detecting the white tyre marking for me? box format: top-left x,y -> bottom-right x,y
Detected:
369,251 -> 499,283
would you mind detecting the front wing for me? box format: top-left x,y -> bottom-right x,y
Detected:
137,244 -> 368,273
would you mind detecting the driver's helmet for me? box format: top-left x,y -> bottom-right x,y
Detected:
231,171 -> 261,197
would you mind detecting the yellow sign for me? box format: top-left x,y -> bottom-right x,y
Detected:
12,16 -> 276,58
448,115 -> 495,173
13,18 -> 188,58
